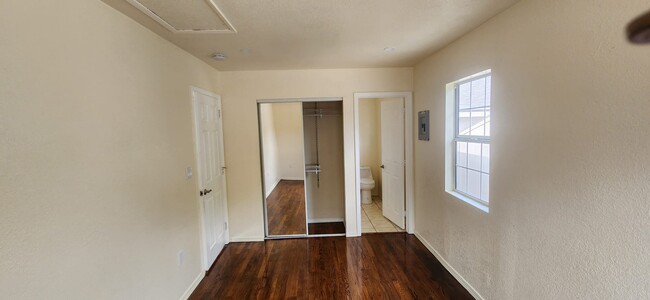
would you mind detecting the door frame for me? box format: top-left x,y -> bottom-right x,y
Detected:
353,92 -> 414,234
256,97 -> 344,239
190,86 -> 230,271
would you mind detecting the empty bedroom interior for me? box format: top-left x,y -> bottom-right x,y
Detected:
1,0 -> 649,299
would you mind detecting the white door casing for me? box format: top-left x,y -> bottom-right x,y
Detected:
191,87 -> 228,270
380,99 -> 406,229
353,92 -> 413,237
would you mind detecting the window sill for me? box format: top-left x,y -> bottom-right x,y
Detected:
446,191 -> 489,213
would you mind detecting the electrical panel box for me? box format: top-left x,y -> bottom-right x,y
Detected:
418,110 -> 429,141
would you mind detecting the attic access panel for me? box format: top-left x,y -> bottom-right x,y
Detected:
126,0 -> 236,33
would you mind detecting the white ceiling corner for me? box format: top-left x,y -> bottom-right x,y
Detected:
103,0 -> 521,71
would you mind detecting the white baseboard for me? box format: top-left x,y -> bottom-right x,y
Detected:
281,177 -> 304,181
230,236 -> 265,242
414,232 -> 484,300
265,179 -> 281,198
308,218 -> 344,223
179,272 -> 205,300
346,231 -> 361,238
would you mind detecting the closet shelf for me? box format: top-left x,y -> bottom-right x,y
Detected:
305,164 -> 321,174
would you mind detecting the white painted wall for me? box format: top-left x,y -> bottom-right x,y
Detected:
413,0 -> 650,299
0,0 -> 220,298
358,99 -> 382,196
218,69 -> 413,240
272,103 -> 306,181
259,104 -> 280,196
259,102 -> 305,198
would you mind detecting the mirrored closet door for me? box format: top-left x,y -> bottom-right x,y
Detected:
259,102 -> 307,237
258,99 -> 345,238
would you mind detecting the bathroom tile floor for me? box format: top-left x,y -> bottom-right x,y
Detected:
361,197 -> 406,233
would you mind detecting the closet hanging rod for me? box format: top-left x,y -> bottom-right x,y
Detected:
305,164 -> 321,174
303,108 -> 341,113
303,114 -> 341,117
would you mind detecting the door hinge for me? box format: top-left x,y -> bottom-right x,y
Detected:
224,222 -> 228,230
218,109 -> 221,118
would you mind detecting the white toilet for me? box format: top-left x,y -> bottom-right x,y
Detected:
360,166 -> 375,204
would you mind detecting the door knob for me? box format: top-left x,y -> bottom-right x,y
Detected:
200,189 -> 213,196
380,165 -> 385,169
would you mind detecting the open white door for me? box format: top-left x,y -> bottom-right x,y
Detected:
192,88 -> 228,270
380,99 -> 405,229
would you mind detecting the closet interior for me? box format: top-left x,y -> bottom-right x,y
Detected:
258,100 -> 345,238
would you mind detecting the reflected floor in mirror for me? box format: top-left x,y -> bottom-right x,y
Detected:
267,180 -> 306,235
189,233 -> 473,299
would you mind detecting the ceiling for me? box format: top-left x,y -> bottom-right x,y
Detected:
101,0 -> 520,71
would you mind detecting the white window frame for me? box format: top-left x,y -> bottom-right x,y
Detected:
445,70 -> 491,213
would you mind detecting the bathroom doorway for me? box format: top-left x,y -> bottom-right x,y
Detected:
354,92 -> 414,234
258,98 -> 346,239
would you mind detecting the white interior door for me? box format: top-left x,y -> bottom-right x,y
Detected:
192,88 -> 228,270
380,98 -> 405,229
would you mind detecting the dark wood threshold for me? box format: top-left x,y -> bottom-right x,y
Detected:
308,221 -> 345,235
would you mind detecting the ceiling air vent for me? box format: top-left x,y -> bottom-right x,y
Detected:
126,0 -> 236,33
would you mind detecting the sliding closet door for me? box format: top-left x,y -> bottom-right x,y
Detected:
259,103 -> 307,237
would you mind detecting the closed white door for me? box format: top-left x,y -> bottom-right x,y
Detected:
380,98 -> 405,229
192,88 -> 228,270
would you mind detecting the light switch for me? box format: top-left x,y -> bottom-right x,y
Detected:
186,167 -> 193,179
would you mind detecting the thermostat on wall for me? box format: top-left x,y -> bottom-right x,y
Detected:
418,110 -> 429,141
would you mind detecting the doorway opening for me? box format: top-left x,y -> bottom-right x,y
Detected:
354,92 -> 414,235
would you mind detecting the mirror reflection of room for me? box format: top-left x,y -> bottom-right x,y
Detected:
358,98 -> 406,233
259,102 -> 307,236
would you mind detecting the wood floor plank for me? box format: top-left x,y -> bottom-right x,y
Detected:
307,222 -> 345,235
189,233 -> 473,300
267,180 -> 307,235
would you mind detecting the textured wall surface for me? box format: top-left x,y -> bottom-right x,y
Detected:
413,0 -> 650,299
219,68 -> 413,240
358,99 -> 382,196
0,0 -> 220,298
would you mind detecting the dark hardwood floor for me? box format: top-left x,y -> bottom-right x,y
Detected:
267,180 -> 307,235
308,222 -> 345,235
189,233 -> 473,299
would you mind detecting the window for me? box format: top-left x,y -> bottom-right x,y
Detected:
448,71 -> 491,209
